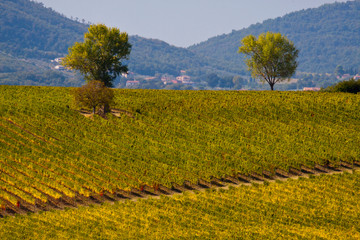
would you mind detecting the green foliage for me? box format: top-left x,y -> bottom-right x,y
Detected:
3,0 -> 359,88
334,65 -> 345,76
1,172 -> 360,239
0,0 -> 87,59
128,36 -> 212,77
239,32 -> 299,90
0,0 -> 87,86
205,73 -> 237,89
206,73 -> 222,88
0,1 -> 213,86
323,78 -> 360,94
190,1 -> 360,74
73,80 -> 115,114
63,24 -> 131,87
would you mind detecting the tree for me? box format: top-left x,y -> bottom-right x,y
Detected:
334,65 -> 345,77
218,76 -> 235,89
62,24 -> 131,87
73,80 -> 115,114
238,32 -> 299,90
232,76 -> 246,89
324,78 -> 360,94
206,73 -> 221,88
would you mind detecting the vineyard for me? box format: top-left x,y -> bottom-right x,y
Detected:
0,171 -> 359,239
0,85 -> 360,215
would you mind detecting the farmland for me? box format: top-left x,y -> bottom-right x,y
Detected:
0,171 -> 359,239
0,85 -> 360,213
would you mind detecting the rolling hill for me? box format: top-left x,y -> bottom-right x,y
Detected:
1,85 -> 360,207
1,85 -> 360,238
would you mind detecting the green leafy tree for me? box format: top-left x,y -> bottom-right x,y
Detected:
238,32 -> 299,90
324,78 -> 360,94
206,73 -> 221,88
73,80 -> 114,114
62,24 -> 131,87
334,65 -> 345,77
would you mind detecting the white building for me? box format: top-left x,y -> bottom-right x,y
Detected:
176,75 -> 193,84
303,87 -> 321,91
54,65 -> 64,70
126,80 -> 140,87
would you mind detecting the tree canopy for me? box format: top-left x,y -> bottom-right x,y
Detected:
62,24 -> 131,87
238,32 -> 299,90
73,80 -> 115,114
323,78 -> 360,94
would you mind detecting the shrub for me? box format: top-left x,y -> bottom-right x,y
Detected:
323,78 -> 360,94
73,80 -> 114,114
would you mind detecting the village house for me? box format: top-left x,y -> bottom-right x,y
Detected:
54,65 -> 64,70
176,75 -> 193,84
161,75 -> 176,84
126,80 -> 140,87
171,80 -> 179,84
144,77 -> 157,81
338,73 -> 351,80
303,87 -> 321,91
51,57 -> 64,63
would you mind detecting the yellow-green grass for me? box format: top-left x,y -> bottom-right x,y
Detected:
0,171 -> 359,239
0,85 -> 359,205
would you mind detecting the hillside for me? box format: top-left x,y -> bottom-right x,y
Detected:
128,35 -> 212,76
0,0 -> 87,86
0,0 -> 214,86
0,0 -> 87,59
1,172 -> 359,239
189,0 -> 360,74
1,86 -> 360,238
1,85 -> 360,211
2,1 -> 360,87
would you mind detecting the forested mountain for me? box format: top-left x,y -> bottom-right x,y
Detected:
189,0 -> 360,74
1,0 -> 360,87
0,0 -> 214,86
128,36 -> 211,76
0,0 -> 86,86
0,0 -> 87,59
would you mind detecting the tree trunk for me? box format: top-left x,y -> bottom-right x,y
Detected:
270,83 -> 274,91
103,103 -> 110,114
97,103 -> 110,118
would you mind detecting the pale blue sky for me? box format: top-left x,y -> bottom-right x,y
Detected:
37,0 -> 349,47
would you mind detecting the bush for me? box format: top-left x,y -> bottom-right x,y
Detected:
323,78 -> 360,94
73,80 -> 114,114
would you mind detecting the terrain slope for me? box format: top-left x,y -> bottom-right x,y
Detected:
1,86 -> 359,211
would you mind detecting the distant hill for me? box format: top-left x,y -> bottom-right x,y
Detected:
0,0 -> 86,86
1,0 -> 360,87
0,0 -> 87,59
189,0 -> 360,74
128,36 -> 211,76
0,0 -> 214,86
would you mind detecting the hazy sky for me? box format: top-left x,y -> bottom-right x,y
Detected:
37,0 -> 349,47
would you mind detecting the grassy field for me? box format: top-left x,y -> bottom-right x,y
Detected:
0,85 -> 360,209
0,171 -> 359,239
